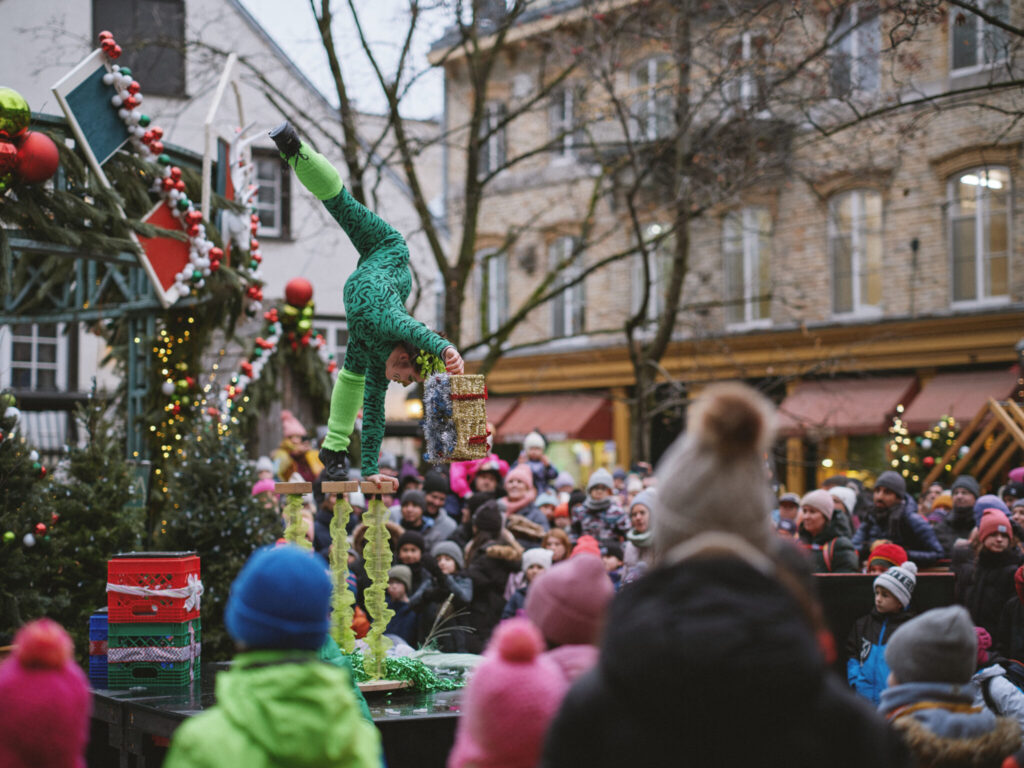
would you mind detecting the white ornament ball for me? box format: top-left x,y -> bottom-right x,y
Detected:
178,284 -> 191,298
118,108 -> 130,120
23,533 -> 35,548
959,445 -> 970,456
110,95 -> 122,107
4,406 -> 20,422
134,93 -> 143,105
28,450 -> 39,461
102,72 -> 115,85
920,438 -> 932,450
161,380 -> 176,396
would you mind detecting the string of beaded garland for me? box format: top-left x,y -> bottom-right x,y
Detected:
362,498 -> 395,679
329,497 -> 357,652
97,31 -> 265,312
282,494 -> 312,550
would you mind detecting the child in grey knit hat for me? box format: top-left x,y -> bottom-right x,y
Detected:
879,606 -> 1021,765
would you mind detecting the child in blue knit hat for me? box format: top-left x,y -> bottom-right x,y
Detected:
164,545 -> 381,768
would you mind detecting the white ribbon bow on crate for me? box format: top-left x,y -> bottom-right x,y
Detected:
107,622 -> 201,681
106,573 -> 204,612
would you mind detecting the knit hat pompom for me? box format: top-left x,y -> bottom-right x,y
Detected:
654,382 -> 777,557
494,618 -> 544,663
13,618 -> 73,669
690,381 -> 774,458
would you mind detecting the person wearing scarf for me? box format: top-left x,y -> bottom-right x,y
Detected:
624,489 -> 657,584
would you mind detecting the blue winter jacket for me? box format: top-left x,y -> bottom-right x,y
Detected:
846,608 -> 916,704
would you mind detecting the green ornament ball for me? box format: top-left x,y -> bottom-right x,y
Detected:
0,392 -> 15,408
249,259 -> 258,270
31,461 -> 40,471
3,531 -> 13,543
0,87 -> 31,141
175,379 -> 188,393
177,197 -> 191,211
191,269 -> 203,282
158,152 -> 171,165
253,348 -> 262,358
138,114 -> 151,127
297,319 -> 312,332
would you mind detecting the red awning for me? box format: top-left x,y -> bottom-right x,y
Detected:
901,367 -> 1020,432
497,394 -> 612,442
776,376 -> 918,437
486,397 -> 520,430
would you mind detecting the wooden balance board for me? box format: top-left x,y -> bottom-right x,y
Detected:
274,479 -> 399,495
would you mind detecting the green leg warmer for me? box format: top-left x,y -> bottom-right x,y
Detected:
287,141 -> 344,201
323,369 -> 365,452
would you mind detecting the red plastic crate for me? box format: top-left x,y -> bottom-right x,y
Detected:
107,552 -> 201,624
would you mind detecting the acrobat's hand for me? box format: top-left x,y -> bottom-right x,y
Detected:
444,346 -> 465,375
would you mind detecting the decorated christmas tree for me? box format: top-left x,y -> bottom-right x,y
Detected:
0,392 -> 52,643
155,422 -> 281,659
33,394 -> 146,655
887,411 -> 965,495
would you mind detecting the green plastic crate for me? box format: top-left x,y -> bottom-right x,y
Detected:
107,619 -> 200,688
108,619 -> 200,647
107,659 -> 200,688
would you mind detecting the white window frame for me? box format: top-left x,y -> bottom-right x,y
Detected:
724,31 -> 769,112
549,86 -> 580,162
253,153 -> 283,238
723,208 -> 772,328
476,248 -> 509,335
631,56 -> 673,141
549,236 -> 585,338
949,0 -> 1010,75
829,2 -> 880,97
631,223 -> 673,322
313,317 -> 349,363
948,166 -> 1012,307
828,189 -> 884,317
0,322 -> 68,391
478,101 -> 507,179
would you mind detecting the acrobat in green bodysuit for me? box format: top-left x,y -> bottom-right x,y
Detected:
271,124 -> 463,480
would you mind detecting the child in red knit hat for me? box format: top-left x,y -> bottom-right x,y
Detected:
0,618 -> 92,768
448,619 -> 568,768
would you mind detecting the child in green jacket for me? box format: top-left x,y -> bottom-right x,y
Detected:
164,544 -> 382,768
269,123 -> 464,484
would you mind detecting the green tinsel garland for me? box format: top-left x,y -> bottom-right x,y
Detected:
282,493 -> 311,550
362,498 -> 394,679
329,497 -> 356,652
346,653 -> 462,692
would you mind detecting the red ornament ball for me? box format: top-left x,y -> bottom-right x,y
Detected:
0,140 -> 17,176
923,456 -> 935,467
15,132 -> 60,184
35,523 -> 46,535
285,278 -> 313,308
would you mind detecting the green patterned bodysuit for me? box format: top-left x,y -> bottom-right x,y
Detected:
287,144 -> 450,476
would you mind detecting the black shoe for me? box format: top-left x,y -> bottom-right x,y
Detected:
319,447 -> 349,482
269,121 -> 302,159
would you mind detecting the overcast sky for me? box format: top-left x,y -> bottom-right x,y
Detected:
238,0 -> 447,120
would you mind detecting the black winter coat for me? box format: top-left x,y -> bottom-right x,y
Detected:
850,499 -> 944,568
934,507 -> 976,558
463,535 -> 521,653
956,547 -> 1023,636
996,596 -> 1024,661
541,556 -> 910,768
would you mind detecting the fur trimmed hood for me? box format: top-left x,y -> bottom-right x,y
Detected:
891,713 -> 1020,767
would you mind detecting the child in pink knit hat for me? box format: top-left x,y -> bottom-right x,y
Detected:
0,618 -> 92,768
525,554 -> 614,683
448,618 -> 568,768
